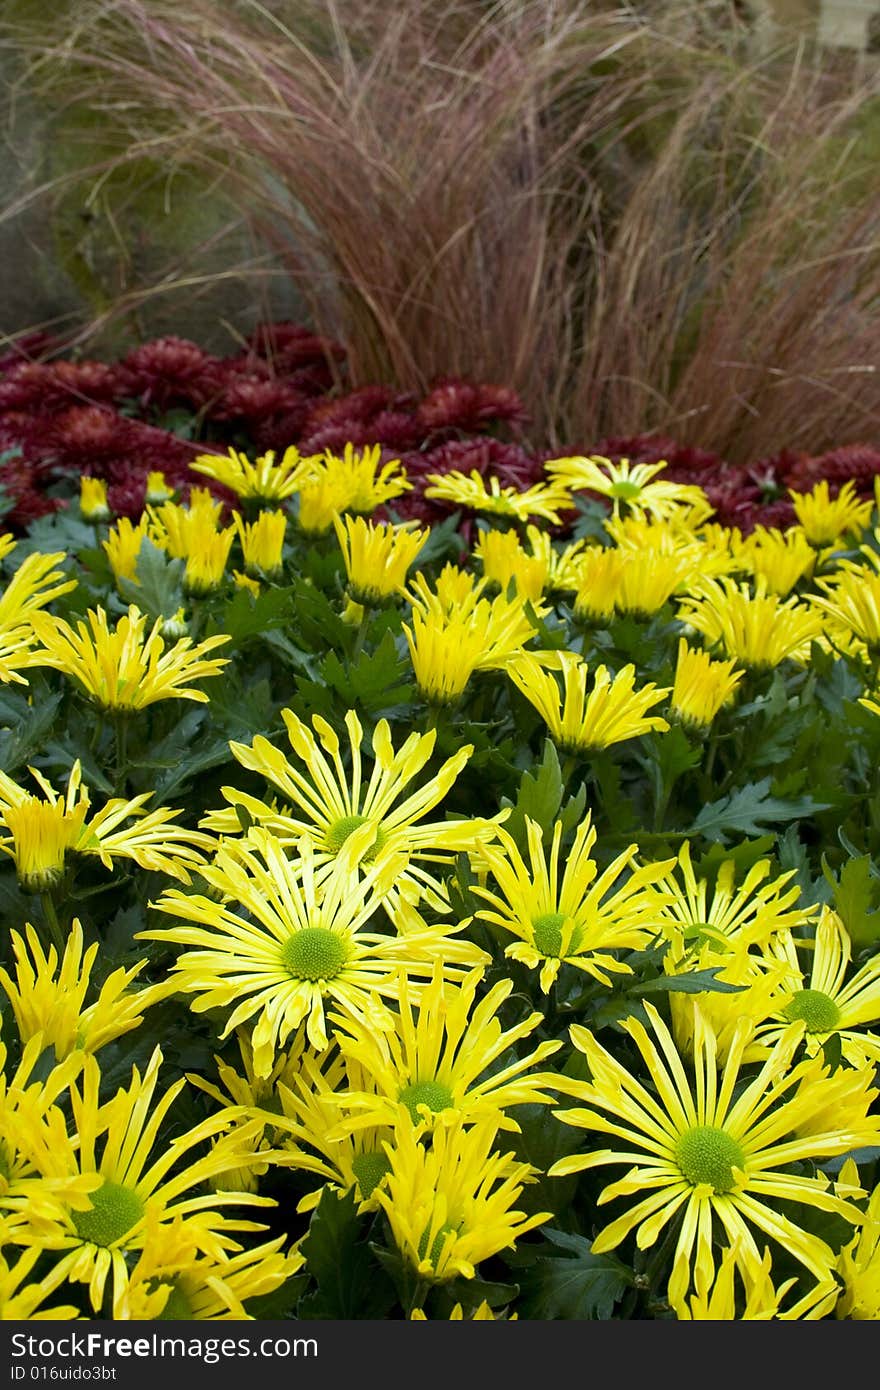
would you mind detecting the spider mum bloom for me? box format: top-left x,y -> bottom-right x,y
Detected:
32,1049 -> 273,1318
376,1114 -> 551,1282
232,508 -> 287,580
0,760 -> 215,891
0,549 -> 77,685
333,514 -> 428,604
789,480 -> 873,547
473,814 -> 675,991
648,841 -> 813,953
145,829 -> 488,1072
811,563 -> 880,656
404,591 -> 541,706
79,476 -> 110,522
506,650 -> 669,754
544,455 -> 712,524
423,469 -> 571,525
736,526 -> 816,597
550,1002 -> 879,1307
182,522 -> 236,596
0,918 -> 173,1059
120,1220 -> 304,1320
670,639 -> 744,730
672,1241 -> 839,1320
837,1178 -> 880,1319
147,491 -> 223,556
328,963 -> 562,1136
145,470 -> 174,504
28,604 -> 230,710
0,1240 -> 80,1320
190,445 -> 311,502
676,577 -> 823,669
261,1045 -> 397,1214
202,707 -> 494,911
0,1037 -> 98,1238
102,516 -> 156,585
328,442 -> 412,514
753,906 -> 880,1068
474,528 -> 548,604
571,547 -> 627,623
523,527 -> 590,593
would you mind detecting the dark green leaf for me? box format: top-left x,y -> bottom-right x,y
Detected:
509,1229 -> 632,1320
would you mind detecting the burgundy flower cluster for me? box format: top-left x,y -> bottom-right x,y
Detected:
0,328 -> 535,531
1,322 -> 878,536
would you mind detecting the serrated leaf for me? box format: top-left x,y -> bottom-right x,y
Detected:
509,1229 -> 632,1320
298,1188 -> 395,1319
0,688 -> 64,775
822,853 -> 880,948
117,538 -> 185,621
499,739 -> 564,848
320,629 -> 413,713
689,777 -> 831,845
214,585 -> 295,644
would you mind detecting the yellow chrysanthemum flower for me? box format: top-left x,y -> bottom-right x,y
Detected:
736,526 -> 816,597
523,527 -> 590,593
648,840 -> 813,953
676,576 -> 823,669
506,650 -> 669,754
411,1301 -> 515,1319
423,469 -> 571,525
672,1242 -> 839,1320
0,549 -> 78,685
474,527 -> 548,604
259,1045 -> 397,1214
147,489 -> 224,553
571,547 -> 627,623
145,470 -> 174,504
145,828 -> 488,1072
30,1048 -> 273,1318
837,1177 -> 880,1319
811,562 -> 880,657
202,707 -> 493,912
0,760 -> 214,893
473,814 -> 674,992
182,521 -> 236,596
376,1114 -> 551,1283
789,480 -> 873,547
232,508 -> 287,580
28,604 -> 230,710
753,906 -> 880,1068
293,467 -> 354,536
550,1002 -> 878,1308
321,442 -> 412,515
0,918 -> 173,1059
404,589 -> 541,706
328,963 -> 562,1135
191,445 -> 311,502
333,514 -> 428,604
544,455 -> 713,525
610,548 -> 698,618
670,639 -> 744,730
102,516 -> 156,584
0,1037 -> 98,1239
0,1240 -> 81,1320
79,476 -> 110,522
120,1218 -> 304,1320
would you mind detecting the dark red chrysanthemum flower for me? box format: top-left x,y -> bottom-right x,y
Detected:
782,443 -> 880,493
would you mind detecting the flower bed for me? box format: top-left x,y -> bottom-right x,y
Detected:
2,352 -> 880,1321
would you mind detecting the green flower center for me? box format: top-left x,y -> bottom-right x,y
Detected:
71,1180 -> 145,1247
674,1125 -> 745,1193
532,911 -> 579,958
281,927 -> 348,982
157,1281 -> 194,1320
608,480 -> 643,501
324,814 -> 387,859
418,1221 -> 458,1267
398,1079 -> 455,1123
783,988 -> 842,1033
351,1150 -> 392,1199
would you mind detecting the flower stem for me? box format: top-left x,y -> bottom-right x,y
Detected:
40,890 -> 66,955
